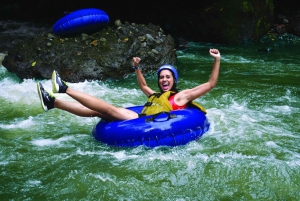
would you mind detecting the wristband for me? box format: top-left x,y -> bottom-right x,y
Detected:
134,66 -> 139,70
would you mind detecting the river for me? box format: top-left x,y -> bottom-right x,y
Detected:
0,21 -> 300,200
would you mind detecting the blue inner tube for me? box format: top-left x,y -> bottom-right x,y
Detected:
52,8 -> 109,37
92,106 -> 210,147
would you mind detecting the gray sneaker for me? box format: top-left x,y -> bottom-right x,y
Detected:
52,70 -> 68,93
37,82 -> 55,111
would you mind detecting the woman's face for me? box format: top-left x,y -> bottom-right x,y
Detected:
158,69 -> 174,92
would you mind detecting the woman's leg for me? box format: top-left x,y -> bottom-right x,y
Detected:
38,82 -> 138,121
37,82 -> 102,117
54,99 -> 137,121
65,87 -> 138,120
51,70 -> 138,120
54,99 -> 101,117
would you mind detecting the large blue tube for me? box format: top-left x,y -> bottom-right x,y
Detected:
52,8 -> 109,36
92,106 -> 210,148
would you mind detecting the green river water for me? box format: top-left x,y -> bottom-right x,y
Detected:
0,42 -> 299,200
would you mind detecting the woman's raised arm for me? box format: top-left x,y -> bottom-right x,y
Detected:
133,57 -> 155,97
174,49 -> 221,106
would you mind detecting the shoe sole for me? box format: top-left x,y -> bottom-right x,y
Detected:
37,82 -> 47,111
51,70 -> 59,93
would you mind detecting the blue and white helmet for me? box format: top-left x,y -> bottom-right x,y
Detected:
156,64 -> 178,81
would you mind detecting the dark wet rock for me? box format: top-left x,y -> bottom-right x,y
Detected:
259,33 -> 300,45
3,20 -> 176,82
286,17 -> 300,37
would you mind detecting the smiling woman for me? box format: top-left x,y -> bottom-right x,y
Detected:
36,51 -> 220,121
36,50 -> 220,146
157,64 -> 179,93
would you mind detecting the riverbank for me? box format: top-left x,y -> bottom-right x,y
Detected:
1,0 -> 299,44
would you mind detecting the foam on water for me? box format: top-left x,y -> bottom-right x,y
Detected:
31,136 -> 76,146
1,39 -> 300,200
0,116 -> 34,129
90,173 -> 117,183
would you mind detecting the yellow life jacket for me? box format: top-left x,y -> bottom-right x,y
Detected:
187,101 -> 207,114
140,91 -> 207,116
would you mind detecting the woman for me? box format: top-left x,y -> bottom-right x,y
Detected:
37,49 -> 220,121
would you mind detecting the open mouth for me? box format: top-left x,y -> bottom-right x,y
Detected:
162,83 -> 169,90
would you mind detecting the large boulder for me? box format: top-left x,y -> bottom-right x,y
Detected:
3,20 -> 176,82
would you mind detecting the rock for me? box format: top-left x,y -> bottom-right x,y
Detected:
115,19 -> 122,27
3,20 -> 176,82
259,33 -> 300,45
286,19 -> 300,37
283,19 -> 289,24
0,53 -> 7,65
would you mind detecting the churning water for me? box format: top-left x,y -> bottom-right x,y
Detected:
1,22 -> 300,200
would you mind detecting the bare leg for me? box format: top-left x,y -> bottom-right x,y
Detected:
54,100 -> 102,117
64,88 -> 139,120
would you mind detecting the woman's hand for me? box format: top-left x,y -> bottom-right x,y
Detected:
132,57 -> 141,67
133,56 -> 155,96
175,48 -> 221,106
209,49 -> 221,59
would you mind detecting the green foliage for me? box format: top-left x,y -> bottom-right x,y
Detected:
266,0 -> 275,13
242,1 -> 250,12
203,0 -> 274,43
257,18 -> 262,28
